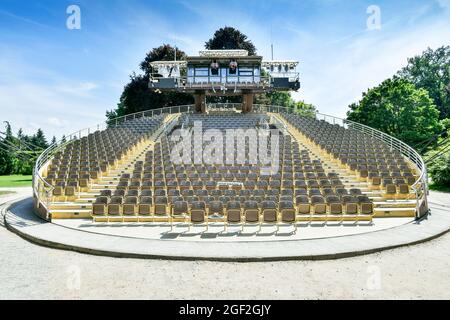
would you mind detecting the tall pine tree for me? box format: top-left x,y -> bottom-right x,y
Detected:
0,122 -> 14,175
31,129 -> 48,150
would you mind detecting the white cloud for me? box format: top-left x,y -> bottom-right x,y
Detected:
0,81 -> 106,139
46,117 -> 69,128
290,16 -> 450,118
437,0 -> 450,9
55,82 -> 98,97
0,44 -> 112,140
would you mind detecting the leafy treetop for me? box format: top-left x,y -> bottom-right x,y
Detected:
205,26 -> 257,55
347,77 -> 442,146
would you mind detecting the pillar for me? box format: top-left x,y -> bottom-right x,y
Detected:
242,91 -> 254,113
194,91 -> 206,113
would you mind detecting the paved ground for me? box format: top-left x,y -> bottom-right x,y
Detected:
1,187 -> 449,299
55,215 -> 412,241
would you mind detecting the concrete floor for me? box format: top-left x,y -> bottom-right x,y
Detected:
1,187 -> 449,299
54,217 -> 413,242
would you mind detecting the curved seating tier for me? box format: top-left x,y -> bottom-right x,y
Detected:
280,112 -> 417,198
90,113 -> 375,227
44,115 -> 166,200
37,108 -> 422,230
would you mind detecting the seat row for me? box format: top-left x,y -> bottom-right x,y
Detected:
45,115 -> 166,191
101,179 -> 351,192
281,113 -> 418,194
94,194 -> 373,211
91,198 -> 375,229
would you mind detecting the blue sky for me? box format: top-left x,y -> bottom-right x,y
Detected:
1,0 -> 449,139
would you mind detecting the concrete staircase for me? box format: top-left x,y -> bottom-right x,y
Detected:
48,112 -> 416,220
275,113 -> 416,218
49,114 -> 179,219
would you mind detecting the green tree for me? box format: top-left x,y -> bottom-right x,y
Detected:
0,122 -> 14,175
268,92 -> 295,108
205,26 -> 256,55
398,46 -> 450,119
107,45 -> 194,120
31,128 -> 48,150
347,77 -> 442,146
254,91 -> 316,114
140,44 -> 187,77
0,124 -> 49,176
428,154 -> 450,186
13,128 -> 34,175
294,100 -> 317,117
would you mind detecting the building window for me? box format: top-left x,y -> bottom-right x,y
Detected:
238,67 -> 253,76
194,67 -> 209,77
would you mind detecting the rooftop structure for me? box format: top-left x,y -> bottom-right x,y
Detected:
149,49 -> 301,113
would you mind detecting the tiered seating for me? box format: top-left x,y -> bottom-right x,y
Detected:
280,112 -> 416,199
44,115 -> 166,201
91,113 -> 374,229
180,112 -> 268,130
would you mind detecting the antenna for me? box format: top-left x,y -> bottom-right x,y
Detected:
270,24 -> 274,60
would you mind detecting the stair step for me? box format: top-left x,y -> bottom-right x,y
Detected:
50,209 -> 92,219
374,200 -> 416,208
76,198 -> 97,203
373,207 -> 416,217
50,203 -> 92,210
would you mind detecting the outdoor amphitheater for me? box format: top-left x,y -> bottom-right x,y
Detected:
2,101 -> 440,261
2,48 -> 449,263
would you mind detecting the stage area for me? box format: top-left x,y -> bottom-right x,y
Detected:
3,193 -> 449,261
53,217 -> 413,242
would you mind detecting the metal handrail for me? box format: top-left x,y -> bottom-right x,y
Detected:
312,112 -> 428,219
250,104 -> 427,218
33,103 -> 428,220
150,75 -> 273,83
150,75 -> 274,91
33,104 -> 195,219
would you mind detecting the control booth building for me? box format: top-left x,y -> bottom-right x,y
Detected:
149,49 -> 300,113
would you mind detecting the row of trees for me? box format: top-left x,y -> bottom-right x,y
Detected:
106,27 -> 316,120
346,46 -> 450,186
347,77 -> 443,146
0,122 -> 54,175
347,46 -> 450,147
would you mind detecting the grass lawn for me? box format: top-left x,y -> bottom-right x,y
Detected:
0,175 -> 33,188
429,184 -> 450,193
